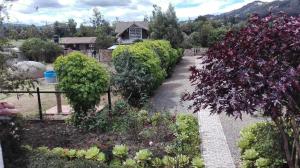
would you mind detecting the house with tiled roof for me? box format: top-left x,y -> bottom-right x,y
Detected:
115,21 -> 149,44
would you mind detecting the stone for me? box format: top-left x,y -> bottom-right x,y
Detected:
10,61 -> 46,79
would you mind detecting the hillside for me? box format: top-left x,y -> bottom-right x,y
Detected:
208,0 -> 300,20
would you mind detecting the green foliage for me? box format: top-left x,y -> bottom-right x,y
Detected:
27,150 -> 108,168
255,158 -> 270,168
149,4 -> 183,48
207,27 -> 228,46
0,118 -> 26,168
135,149 -> 153,162
162,156 -> 176,168
76,150 -> 86,158
238,122 -> 287,168
37,146 -> 50,153
112,43 -> 165,106
112,40 -> 181,106
243,149 -> 259,161
109,159 -> 122,168
85,147 -> 100,159
152,158 -> 163,167
123,159 -> 137,168
51,147 -> 65,157
95,31 -> 115,50
20,38 -> 63,63
112,144 -> 129,159
96,152 -> 106,162
191,157 -> 205,168
54,52 -> 109,126
175,114 -> 200,157
66,149 -> 77,158
176,154 -> 190,167
113,99 -> 130,115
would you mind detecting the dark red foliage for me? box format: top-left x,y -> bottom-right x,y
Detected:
183,14 -> 300,119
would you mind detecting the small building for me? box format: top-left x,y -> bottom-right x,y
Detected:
59,37 -> 96,51
115,21 -> 149,44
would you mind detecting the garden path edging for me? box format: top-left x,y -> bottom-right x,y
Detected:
198,109 -> 236,168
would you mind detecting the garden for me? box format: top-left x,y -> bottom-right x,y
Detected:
1,40 -> 204,168
183,14 -> 300,168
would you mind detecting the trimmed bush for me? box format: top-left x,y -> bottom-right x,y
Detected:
112,40 -> 182,106
238,122 -> 287,168
54,52 -> 110,126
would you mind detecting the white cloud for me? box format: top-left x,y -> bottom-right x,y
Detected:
5,0 -> 276,25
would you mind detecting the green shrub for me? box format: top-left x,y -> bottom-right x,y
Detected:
135,149 -> 153,162
135,40 -> 180,74
255,158 -> 270,168
85,147 -> 100,159
112,40 -> 181,106
123,158 -> 137,168
27,151 -> 108,168
20,38 -> 63,63
152,157 -> 163,167
1,118 -> 25,168
238,122 -> 287,168
175,114 -> 200,157
176,154 -> 190,167
109,159 -> 122,168
54,52 -> 109,126
112,144 -> 129,159
191,156 -> 205,168
162,156 -> 176,168
242,149 -> 258,161
113,45 -> 165,106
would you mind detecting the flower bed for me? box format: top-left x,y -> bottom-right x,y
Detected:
19,104 -> 203,167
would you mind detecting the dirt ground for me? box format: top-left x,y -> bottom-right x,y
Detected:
21,121 -> 172,158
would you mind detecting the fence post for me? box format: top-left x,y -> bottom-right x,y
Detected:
108,87 -> 112,119
37,87 -> 43,120
55,86 -> 62,114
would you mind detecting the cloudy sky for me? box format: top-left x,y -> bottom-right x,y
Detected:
5,0 -> 275,26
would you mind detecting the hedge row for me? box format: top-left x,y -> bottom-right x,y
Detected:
112,40 -> 183,106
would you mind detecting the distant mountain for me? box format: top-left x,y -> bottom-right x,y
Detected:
207,0 -> 300,20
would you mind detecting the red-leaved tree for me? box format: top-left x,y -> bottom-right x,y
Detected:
183,13 -> 300,167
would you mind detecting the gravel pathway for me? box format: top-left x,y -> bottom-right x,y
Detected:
150,55 -> 195,113
219,113 -> 263,167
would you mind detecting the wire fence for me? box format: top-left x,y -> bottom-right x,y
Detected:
0,87 -> 112,121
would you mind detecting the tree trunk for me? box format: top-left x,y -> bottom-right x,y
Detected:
275,118 -> 294,168
290,117 -> 300,166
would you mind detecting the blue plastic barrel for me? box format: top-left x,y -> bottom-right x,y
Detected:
44,71 -> 57,84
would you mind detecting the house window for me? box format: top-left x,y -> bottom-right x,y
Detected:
129,27 -> 142,39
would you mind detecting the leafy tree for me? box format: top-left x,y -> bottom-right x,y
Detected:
198,22 -> 213,47
207,27 -> 228,47
40,25 -> 54,39
76,24 -> 95,37
149,4 -> 183,48
95,31 -> 115,50
20,38 -> 62,63
53,21 -> 68,37
183,14 -> 300,168
90,8 -> 104,28
67,19 -> 77,36
54,52 -> 110,126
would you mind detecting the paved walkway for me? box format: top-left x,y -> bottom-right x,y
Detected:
151,55 -> 236,168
